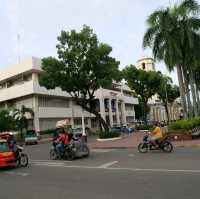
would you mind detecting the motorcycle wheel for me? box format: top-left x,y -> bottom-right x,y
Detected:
83,145 -> 90,157
50,149 -> 58,160
162,141 -> 173,153
20,153 -> 29,167
67,150 -> 75,161
138,143 -> 148,153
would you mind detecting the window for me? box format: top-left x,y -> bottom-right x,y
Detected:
39,97 -> 69,108
142,63 -> 146,70
74,118 -> 82,125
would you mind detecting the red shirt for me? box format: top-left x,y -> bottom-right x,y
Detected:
57,133 -> 70,145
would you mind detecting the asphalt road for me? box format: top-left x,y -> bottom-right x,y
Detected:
1,143 -> 200,199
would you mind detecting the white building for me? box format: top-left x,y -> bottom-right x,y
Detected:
0,57 -> 138,131
136,56 -> 181,122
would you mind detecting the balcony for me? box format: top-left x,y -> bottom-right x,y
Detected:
126,110 -> 135,116
123,96 -> 138,104
0,81 -> 34,102
39,107 -> 72,118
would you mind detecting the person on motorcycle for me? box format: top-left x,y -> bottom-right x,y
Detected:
7,133 -> 18,158
150,122 -> 163,148
55,128 -> 70,158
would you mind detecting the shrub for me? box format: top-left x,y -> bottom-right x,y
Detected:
136,125 -> 154,131
98,131 -> 121,139
169,118 -> 200,131
39,129 -> 57,138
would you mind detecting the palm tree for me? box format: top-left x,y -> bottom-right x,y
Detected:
12,105 -> 34,138
143,0 -> 200,119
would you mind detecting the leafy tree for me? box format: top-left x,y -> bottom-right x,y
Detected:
0,110 -> 16,132
39,25 -> 120,131
143,0 -> 200,118
123,65 -> 162,123
12,105 -> 34,138
157,76 -> 180,122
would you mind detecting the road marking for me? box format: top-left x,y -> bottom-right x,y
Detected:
98,161 -> 118,168
128,154 -> 135,157
33,162 -> 65,167
4,171 -> 29,177
33,163 -> 200,174
91,149 -> 115,153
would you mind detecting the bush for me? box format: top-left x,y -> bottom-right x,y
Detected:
136,125 -> 154,131
98,131 -> 121,139
169,118 -> 200,131
39,129 -> 57,138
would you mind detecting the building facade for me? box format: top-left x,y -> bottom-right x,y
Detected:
136,56 -> 181,122
0,57 -> 138,131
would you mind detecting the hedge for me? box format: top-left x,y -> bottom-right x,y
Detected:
98,131 -> 121,139
136,125 -> 154,131
169,118 -> 200,131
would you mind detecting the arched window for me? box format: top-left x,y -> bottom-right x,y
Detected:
142,63 -> 145,70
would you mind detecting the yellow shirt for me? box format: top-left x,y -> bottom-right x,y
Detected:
152,127 -> 163,138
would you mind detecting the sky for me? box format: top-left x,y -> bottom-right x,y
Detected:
1,0 -> 198,85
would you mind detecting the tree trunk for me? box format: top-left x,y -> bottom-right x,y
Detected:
80,103 -> 109,132
176,65 -> 187,119
164,103 -> 169,124
189,69 -> 198,117
183,69 -> 193,118
195,84 -> 200,115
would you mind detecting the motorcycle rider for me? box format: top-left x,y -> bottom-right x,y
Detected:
7,133 -> 18,158
150,122 -> 163,148
55,128 -> 70,158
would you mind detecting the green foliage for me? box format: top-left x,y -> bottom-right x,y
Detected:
136,125 -> 154,131
12,105 -> 34,138
98,131 -> 120,139
123,66 -> 162,122
0,110 -> 16,132
39,25 -> 121,131
169,117 -> 200,130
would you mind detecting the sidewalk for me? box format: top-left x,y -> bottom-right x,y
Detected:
88,132 -> 200,149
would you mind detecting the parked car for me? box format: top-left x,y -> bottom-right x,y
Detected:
0,139 -> 16,168
25,130 -> 38,145
110,126 -> 122,133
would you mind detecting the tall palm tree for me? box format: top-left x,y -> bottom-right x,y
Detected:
143,0 -> 200,118
13,105 -> 34,138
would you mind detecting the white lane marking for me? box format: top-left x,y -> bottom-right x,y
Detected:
98,161 -> 119,168
91,149 -> 115,153
33,164 -> 200,174
4,171 -> 29,177
128,154 -> 135,157
33,162 -> 65,167
34,163 -> 65,167
30,159 -> 72,163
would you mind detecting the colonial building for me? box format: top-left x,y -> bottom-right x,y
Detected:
136,56 -> 181,122
0,57 -> 138,131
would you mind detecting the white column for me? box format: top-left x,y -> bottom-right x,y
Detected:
33,96 -> 40,132
109,98 -> 113,127
81,108 -> 86,136
121,101 -> 126,125
99,98 -> 105,120
116,99 -> 120,125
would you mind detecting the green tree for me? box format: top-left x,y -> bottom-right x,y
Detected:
13,105 -> 34,138
39,25 -> 120,131
123,66 -> 162,123
143,0 -> 200,118
157,76 -> 180,123
0,110 -> 16,132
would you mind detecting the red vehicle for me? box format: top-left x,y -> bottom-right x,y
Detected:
0,139 -> 16,168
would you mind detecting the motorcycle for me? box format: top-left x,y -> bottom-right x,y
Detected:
50,136 -> 90,160
138,132 -> 173,153
15,145 -> 29,167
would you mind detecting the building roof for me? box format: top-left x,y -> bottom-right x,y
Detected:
0,57 -> 41,83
